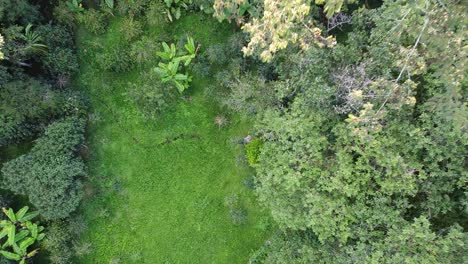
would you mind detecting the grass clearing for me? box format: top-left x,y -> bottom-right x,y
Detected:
75,13 -> 272,263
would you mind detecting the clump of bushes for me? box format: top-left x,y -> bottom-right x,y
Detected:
1,117 -> 87,220
125,71 -> 176,118
119,16 -> 143,41
130,36 -> 157,66
245,138 -> 262,166
76,9 -> 107,34
94,44 -> 133,72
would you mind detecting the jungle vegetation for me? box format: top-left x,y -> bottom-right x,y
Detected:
0,0 -> 466,263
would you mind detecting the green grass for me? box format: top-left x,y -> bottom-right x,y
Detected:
75,13 -> 272,263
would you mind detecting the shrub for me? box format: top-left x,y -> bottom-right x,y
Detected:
130,36 -> 157,66
145,1 -> 167,26
37,24 -> 78,77
116,0 -> 149,16
119,16 -> 143,42
95,44 -> 133,72
245,138 -> 262,166
43,47 -> 79,78
53,1 -> 77,28
76,9 -> 107,34
43,222 -> 73,264
206,43 -> 229,65
243,176 -> 255,190
72,241 -> 92,257
224,194 -> 248,225
0,0 -> 40,25
0,79 -> 63,146
125,72 -> 176,117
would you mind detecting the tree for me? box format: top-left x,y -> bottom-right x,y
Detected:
0,207 -> 45,264
1,117 -> 87,220
214,0 -> 339,62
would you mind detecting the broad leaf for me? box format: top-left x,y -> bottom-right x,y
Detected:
7,225 -> 15,246
14,230 -> 29,243
174,73 -> 188,81
15,207 -> 29,222
0,227 -> 8,240
105,0 -> 114,9
19,237 -> 35,251
20,211 -> 39,222
3,208 -> 16,222
0,250 -> 21,261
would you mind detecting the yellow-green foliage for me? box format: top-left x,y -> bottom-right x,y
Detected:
246,139 -> 263,166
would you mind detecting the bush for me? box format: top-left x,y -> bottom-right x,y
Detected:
1,117 -> 87,220
37,24 -> 78,77
130,36 -> 157,66
206,44 -> 229,65
43,47 -> 79,78
0,79 -> 61,146
0,78 -> 88,146
95,44 -> 133,72
145,1 -> 167,26
245,138 -> 262,166
53,1 -> 77,28
43,222 -> 73,264
125,73 -> 176,117
76,9 -> 107,34
0,0 -> 40,25
119,16 -> 143,42
116,0 -> 149,16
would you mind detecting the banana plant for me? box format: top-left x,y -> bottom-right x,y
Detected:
0,207 -> 44,264
154,37 -> 197,93
154,60 -> 192,93
178,36 -> 197,66
156,42 -> 177,61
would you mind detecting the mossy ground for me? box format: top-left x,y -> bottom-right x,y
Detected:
75,13 -> 272,263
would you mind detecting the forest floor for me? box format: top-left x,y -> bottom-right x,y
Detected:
75,13 -> 272,263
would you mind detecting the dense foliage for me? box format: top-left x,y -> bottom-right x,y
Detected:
2,118 -> 86,220
246,0 -> 467,262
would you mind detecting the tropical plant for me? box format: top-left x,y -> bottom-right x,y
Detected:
154,37 -> 197,93
156,42 -> 177,61
155,60 -> 192,93
0,207 -> 45,264
66,0 -> 84,13
20,24 -> 47,56
163,0 -> 193,22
